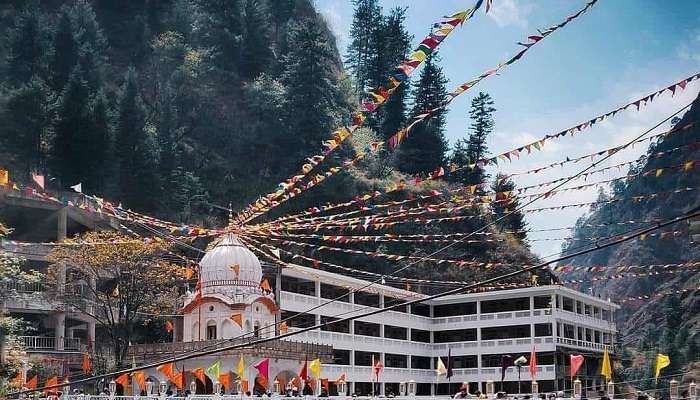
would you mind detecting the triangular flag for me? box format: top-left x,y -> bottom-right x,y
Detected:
70,183 -> 82,193
236,356 -> 246,378
114,373 -> 130,388
26,375 -> 38,390
171,369 -> 185,390
570,354 -> 585,378
132,371 -> 146,391
44,376 -> 59,395
192,367 -> 206,384
165,320 -> 174,333
219,372 -> 231,389
335,373 -> 346,384
299,359 -> 308,381
206,361 -> 221,380
0,169 -> 8,185
373,358 -> 384,381
157,363 -> 176,379
82,352 -> 92,374
260,279 -> 272,292
436,357 -> 447,376
279,321 -> 288,334
230,313 -> 243,327
654,353 -> 670,382
601,348 -> 612,382
321,378 -> 329,392
529,346 -> 537,379
253,358 -> 269,382
13,371 -> 23,388
309,358 -> 321,378
32,173 -> 45,189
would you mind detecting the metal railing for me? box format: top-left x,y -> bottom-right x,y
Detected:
127,338 -> 332,359
19,335 -> 82,351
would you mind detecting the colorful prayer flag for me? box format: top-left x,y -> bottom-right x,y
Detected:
206,361 -> 221,380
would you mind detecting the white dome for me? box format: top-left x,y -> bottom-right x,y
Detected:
199,234 -> 263,298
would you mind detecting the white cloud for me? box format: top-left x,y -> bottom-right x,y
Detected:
486,0 -> 533,28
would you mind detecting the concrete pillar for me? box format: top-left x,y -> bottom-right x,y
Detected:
87,320 -> 96,349
350,350 -> 355,366
379,293 -> 384,308
275,266 -> 282,335
349,291 -> 355,304
55,313 -> 66,351
529,296 -> 535,310
315,280 -> 321,297
57,208 -> 67,241
380,324 -> 385,338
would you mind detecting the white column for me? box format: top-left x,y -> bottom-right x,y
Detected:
55,313 -> 66,351
315,280 -> 321,297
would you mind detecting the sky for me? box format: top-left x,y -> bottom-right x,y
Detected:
316,0 -> 700,257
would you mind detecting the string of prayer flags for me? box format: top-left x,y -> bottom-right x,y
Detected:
236,1 -> 485,225
388,0 -> 598,151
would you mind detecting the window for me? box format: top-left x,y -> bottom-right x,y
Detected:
321,283 -> 350,302
281,310 -> 315,328
281,276 -> 315,296
481,325 -> 530,340
563,324 -> 575,339
321,316 -> 350,333
384,325 -> 407,340
434,302 -> 476,317
206,322 -> 217,340
584,304 -> 592,316
481,297 -> 529,313
577,327 -> 584,340
412,356 -> 431,369
411,303 -> 431,317
354,321 -> 380,337
385,353 -> 407,368
533,296 -> 552,309
594,330 -> 601,344
411,328 -> 430,343
562,297 -> 574,312
434,329 -> 476,343
576,301 -> 583,314
534,323 -> 552,337
452,355 -> 477,369
384,296 -> 407,313
602,309 -> 611,322
355,292 -> 380,307
332,349 -> 350,365
585,328 -> 592,342
354,351 -> 380,366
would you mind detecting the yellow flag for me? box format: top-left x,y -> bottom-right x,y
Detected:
309,358 -> 321,378
654,353 -> 670,381
601,348 -> 612,382
236,355 -> 246,378
0,169 -> 8,185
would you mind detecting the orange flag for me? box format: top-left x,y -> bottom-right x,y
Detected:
260,279 -> 272,292
241,379 -> 249,393
321,378 -> 329,392
171,370 -> 185,390
230,313 -> 243,327
44,376 -> 59,395
165,321 -> 174,333
193,367 -> 206,384
185,267 -> 194,280
219,372 -> 231,389
115,373 -> 130,388
82,353 -> 92,374
279,321 -> 288,334
230,264 -> 240,275
13,371 -> 23,388
132,371 -> 146,391
335,373 -> 346,384
157,363 -> 176,379
26,375 -> 38,389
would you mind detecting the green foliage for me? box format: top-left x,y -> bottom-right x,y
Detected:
345,0 -> 384,96
451,92 -> 496,187
395,55 -> 448,175
6,3 -> 50,85
240,0 -> 273,79
50,7 -> 77,91
491,174 -> 528,243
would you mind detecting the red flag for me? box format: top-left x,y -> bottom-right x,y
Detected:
81,352 -> 92,374
26,375 -> 38,390
219,373 -> 231,389
372,357 -> 384,381
114,373 -> 129,388
44,376 -> 59,395
529,347 -> 537,379
157,363 -> 176,379
299,359 -> 308,380
192,367 -> 206,384
570,354 -> 585,378
32,173 -> 45,189
13,371 -> 23,388
253,358 -> 269,382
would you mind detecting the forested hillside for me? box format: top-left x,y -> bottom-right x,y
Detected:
0,0 -> 538,283
560,94 -> 700,386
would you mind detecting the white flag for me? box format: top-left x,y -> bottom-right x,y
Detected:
436,357 -> 447,376
70,183 -> 82,193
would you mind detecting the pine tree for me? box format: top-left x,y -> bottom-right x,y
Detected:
91,90 -> 112,195
51,66 -> 100,191
50,7 -> 78,91
377,7 -> 411,140
463,92 -> 496,186
395,55 -> 448,175
491,173 -> 528,242
194,0 -> 243,76
240,0 -> 273,79
6,5 -> 51,85
115,68 -> 161,212
449,138 -> 471,184
345,0 -> 383,96
1,76 -> 55,177
281,18 -> 340,161
157,83 -> 178,179
70,0 -> 109,92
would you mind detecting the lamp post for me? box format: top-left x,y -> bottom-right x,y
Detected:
408,380 -> 417,397
273,379 -> 280,395
573,379 -> 582,400
486,381 -> 495,399
146,380 -> 154,397
670,379 -> 679,400
108,380 -> 116,400
532,381 -> 539,398
159,381 -> 167,399
688,381 -> 696,400
338,379 -> 347,398
215,380 -> 222,397
607,381 -> 614,398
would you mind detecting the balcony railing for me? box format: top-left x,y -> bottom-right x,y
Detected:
19,336 -> 82,351
556,337 -> 613,352
127,338 -> 332,359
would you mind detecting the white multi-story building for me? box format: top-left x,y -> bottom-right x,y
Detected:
130,234 -> 618,398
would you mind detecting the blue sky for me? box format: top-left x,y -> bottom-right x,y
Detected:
317,0 -> 700,257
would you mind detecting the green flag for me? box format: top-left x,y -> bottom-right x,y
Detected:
206,361 -> 221,379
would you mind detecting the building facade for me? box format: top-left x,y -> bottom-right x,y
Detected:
131,234 -> 618,398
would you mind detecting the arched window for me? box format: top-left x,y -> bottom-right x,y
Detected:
206,320 -> 217,340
